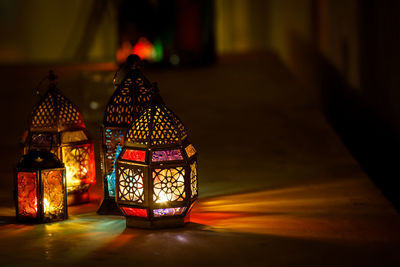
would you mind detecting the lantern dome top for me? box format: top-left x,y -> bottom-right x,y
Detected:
125,97 -> 188,146
104,54 -> 154,127
17,149 -> 64,170
30,73 -> 85,132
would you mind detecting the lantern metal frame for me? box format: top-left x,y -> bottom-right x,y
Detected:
98,55 -> 154,215
15,150 -> 68,223
23,71 -> 95,205
115,92 -> 198,228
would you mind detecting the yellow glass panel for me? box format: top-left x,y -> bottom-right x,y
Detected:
185,144 -> 196,158
42,170 -> 65,220
61,130 -> 87,143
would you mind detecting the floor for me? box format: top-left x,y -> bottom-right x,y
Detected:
0,53 -> 399,266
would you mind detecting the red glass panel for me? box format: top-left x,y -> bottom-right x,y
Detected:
17,172 -> 38,218
122,149 -> 146,162
121,207 -> 147,218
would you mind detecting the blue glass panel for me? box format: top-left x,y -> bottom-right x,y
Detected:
106,144 -> 122,197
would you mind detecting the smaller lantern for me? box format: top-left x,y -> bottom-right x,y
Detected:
115,86 -> 198,228
23,71 -> 96,205
15,150 -> 68,223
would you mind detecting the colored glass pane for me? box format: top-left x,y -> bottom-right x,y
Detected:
190,161 -> 198,198
17,172 -> 38,218
106,145 -> 122,197
42,170 -> 65,221
121,207 -> 147,218
152,149 -> 183,162
61,130 -> 87,143
153,167 -> 186,203
185,144 -> 196,158
62,143 -> 94,193
153,207 -> 186,217
122,149 -> 146,162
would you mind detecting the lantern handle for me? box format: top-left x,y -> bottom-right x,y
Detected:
34,70 -> 58,97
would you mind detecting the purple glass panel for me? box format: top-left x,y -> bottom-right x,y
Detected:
152,149 -> 183,162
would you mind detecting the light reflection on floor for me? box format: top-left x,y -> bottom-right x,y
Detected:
191,178 -> 400,243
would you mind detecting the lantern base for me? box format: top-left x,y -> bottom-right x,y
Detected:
126,216 -> 187,229
67,191 -> 90,206
97,198 -> 123,215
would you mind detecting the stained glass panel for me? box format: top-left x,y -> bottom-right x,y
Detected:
104,128 -> 124,174
42,170 -> 65,221
121,207 -> 147,218
62,144 -> 93,192
190,162 -> 198,198
185,144 -> 196,158
152,149 -> 183,162
153,207 -> 186,217
106,145 -> 122,197
153,167 -> 186,203
122,149 -> 146,162
118,166 -> 144,203
17,172 -> 38,218
61,130 -> 87,143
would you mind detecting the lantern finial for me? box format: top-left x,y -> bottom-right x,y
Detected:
48,70 -> 58,88
126,54 -> 142,69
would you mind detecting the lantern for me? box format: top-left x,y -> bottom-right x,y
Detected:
115,87 -> 198,228
98,55 -> 154,215
23,71 -> 95,205
15,149 -> 67,223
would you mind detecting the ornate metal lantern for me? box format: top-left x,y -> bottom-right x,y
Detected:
15,149 -> 67,223
23,71 -> 95,205
98,55 -> 154,215
115,87 -> 198,228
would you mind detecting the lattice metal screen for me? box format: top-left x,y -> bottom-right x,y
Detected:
31,90 -> 85,131
117,165 -> 145,203
153,167 -> 186,203
126,105 -> 188,146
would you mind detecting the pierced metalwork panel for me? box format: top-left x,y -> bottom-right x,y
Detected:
126,105 -> 188,146
117,165 -> 144,203
104,78 -> 135,126
17,172 -> 38,218
31,90 -> 85,131
153,167 -> 186,203
190,161 -> 198,198
31,93 -> 57,129
57,93 -> 85,130
42,170 -> 65,221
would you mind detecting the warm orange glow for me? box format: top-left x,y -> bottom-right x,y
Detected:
191,179 -> 399,242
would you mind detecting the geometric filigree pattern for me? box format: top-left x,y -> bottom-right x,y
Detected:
104,78 -> 135,126
31,89 -> 85,131
190,162 -> 198,198
104,71 -> 153,127
62,144 -> 91,192
42,170 -> 65,220
153,167 -> 186,203
118,166 -> 144,203
185,144 -> 197,158
17,172 -> 38,218
126,105 -> 188,146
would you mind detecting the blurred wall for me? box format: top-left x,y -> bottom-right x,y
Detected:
0,0 -> 117,63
